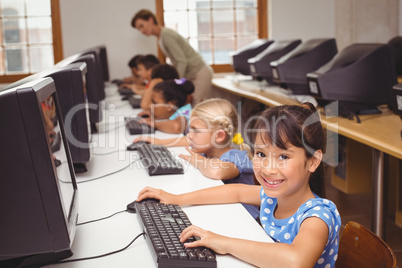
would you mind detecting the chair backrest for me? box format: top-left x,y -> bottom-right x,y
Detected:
336,221 -> 397,268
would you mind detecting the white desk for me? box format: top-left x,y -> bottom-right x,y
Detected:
46,83 -> 273,267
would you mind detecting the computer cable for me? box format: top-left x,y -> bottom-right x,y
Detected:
58,158 -> 140,184
54,232 -> 146,264
92,149 -> 121,155
95,122 -> 126,134
77,209 -> 128,226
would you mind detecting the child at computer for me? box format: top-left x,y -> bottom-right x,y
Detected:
135,103 -> 342,267
138,78 -> 194,134
139,63 -> 179,111
120,54 -> 159,95
120,54 -> 146,86
135,98 -> 260,220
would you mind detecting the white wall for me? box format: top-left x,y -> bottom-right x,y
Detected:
59,0 -> 158,79
269,0 -> 335,41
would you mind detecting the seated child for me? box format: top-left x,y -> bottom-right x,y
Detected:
139,78 -> 194,134
140,63 -> 179,110
119,54 -> 159,95
136,103 -> 341,267
121,54 -> 146,86
136,98 -> 260,220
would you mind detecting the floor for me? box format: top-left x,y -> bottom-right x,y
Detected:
325,175 -> 402,267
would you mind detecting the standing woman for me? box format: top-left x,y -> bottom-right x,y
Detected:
131,9 -> 213,105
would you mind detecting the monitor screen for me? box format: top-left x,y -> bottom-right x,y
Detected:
0,78 -> 78,267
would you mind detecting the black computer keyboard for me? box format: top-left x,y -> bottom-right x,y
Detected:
133,199 -> 217,268
128,95 -> 142,108
137,144 -> 184,176
118,87 -> 135,96
125,117 -> 155,135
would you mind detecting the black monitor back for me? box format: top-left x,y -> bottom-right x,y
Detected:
270,38 -> 338,94
0,78 -> 78,267
388,36 -> 402,76
57,53 -> 103,128
230,39 -> 274,75
307,43 -> 397,115
248,39 -> 301,84
4,63 -> 91,167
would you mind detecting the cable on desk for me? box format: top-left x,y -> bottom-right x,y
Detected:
92,149 -> 121,155
77,209 -> 128,226
58,159 -> 140,184
95,122 -> 126,134
54,232 -> 146,264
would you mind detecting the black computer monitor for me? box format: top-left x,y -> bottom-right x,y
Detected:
230,39 -> 274,76
388,36 -> 402,76
57,53 -> 104,132
270,38 -> 338,95
0,78 -> 78,267
307,43 -> 397,116
80,48 -> 107,99
4,63 -> 91,173
90,45 -> 110,82
248,39 -> 301,84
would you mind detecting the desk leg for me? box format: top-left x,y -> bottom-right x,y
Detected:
372,149 -> 385,238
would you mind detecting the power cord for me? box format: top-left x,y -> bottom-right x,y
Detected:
92,149 -> 121,156
58,159 -> 139,184
76,159 -> 139,184
55,232 -> 146,264
77,209 -> 128,226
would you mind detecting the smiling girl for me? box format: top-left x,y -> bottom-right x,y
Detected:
135,103 -> 341,267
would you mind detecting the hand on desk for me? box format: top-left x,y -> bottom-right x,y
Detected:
179,147 -> 206,167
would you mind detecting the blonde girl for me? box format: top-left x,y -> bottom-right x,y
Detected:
134,98 -> 260,220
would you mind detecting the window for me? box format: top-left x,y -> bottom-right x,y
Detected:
0,0 -> 62,83
156,0 -> 267,73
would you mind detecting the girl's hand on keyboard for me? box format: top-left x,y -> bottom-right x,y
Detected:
180,225 -> 229,255
136,186 -> 179,205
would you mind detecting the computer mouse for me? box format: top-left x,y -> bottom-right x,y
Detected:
54,158 -> 62,167
140,114 -> 149,118
126,140 -> 147,151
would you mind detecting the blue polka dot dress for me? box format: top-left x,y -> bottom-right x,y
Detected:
259,188 -> 341,268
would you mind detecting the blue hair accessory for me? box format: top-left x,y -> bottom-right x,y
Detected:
174,78 -> 186,85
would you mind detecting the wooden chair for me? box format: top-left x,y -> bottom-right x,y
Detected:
336,221 -> 397,268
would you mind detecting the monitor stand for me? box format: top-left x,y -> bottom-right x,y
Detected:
73,163 -> 88,173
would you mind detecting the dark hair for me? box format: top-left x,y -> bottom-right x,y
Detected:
137,54 -> 160,70
151,64 -> 179,80
153,79 -> 194,108
131,9 -> 158,28
128,54 -> 143,68
250,102 -> 326,197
